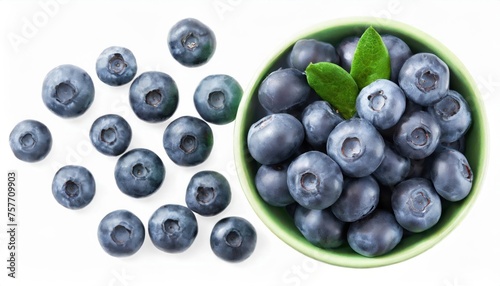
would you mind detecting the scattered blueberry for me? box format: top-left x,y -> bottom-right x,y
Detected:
301,100 -> 343,150
428,90 -> 471,143
288,39 -> 339,71
381,34 -> 413,82
163,116 -> 214,166
9,119 -> 52,162
336,36 -> 359,72
42,64 -> 95,118
97,209 -> 145,257
210,216 -> 257,263
89,114 -> 132,156
372,143 -> 411,186
129,71 -> 179,123
168,18 -> 216,67
185,170 -> 231,216
331,176 -> 379,223
193,74 -> 243,125
148,204 -> 198,253
114,148 -> 165,198
294,205 -> 346,249
52,165 -> 95,210
255,162 -> 295,207
96,46 -> 137,86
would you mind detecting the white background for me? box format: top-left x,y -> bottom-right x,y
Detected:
1,0 -> 499,285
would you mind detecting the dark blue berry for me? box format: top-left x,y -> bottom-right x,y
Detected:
331,176 -> 379,222
301,100 -> 343,150
96,46 -> 137,86
373,143 -> 411,186
381,34 -> 413,82
9,119 -> 52,162
288,39 -> 339,71
255,162 -> 295,207
89,114 -> 132,156
336,36 -> 359,72
52,165 -> 95,209
210,216 -> 257,263
428,90 -> 471,143
185,171 -> 231,216
294,205 -> 346,249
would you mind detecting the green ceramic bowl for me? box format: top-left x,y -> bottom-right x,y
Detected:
234,17 -> 487,268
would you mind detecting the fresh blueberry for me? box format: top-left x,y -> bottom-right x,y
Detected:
52,165 -> 95,210
288,39 -> 339,71
129,71 -> 179,123
163,116 -> 214,166
193,74 -> 243,125
301,100 -> 343,150
392,178 -> 442,233
257,68 -> 311,114
96,46 -> 137,86
430,148 -> 473,202
9,119 -> 52,162
148,204 -> 198,253
373,143 -> 411,186
255,162 -> 295,207
347,209 -> 403,257
336,36 -> 359,72
247,113 -> 304,165
168,18 -> 216,67
114,148 -> 165,198
428,90 -> 471,143
42,64 -> 95,118
398,53 -> 450,106
326,118 -> 385,177
393,110 -> 441,159
331,176 -> 379,223
287,151 -> 343,210
97,209 -> 145,257
89,114 -> 132,156
381,34 -> 413,82
294,205 -> 346,249
210,216 -> 257,263
185,170 -> 231,216
356,79 -> 406,130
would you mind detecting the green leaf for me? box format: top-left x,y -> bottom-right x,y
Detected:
350,26 -> 391,89
305,62 -> 359,119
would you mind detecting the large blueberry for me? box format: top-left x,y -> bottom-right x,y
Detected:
185,171 -> 231,216
381,34 -> 413,82
193,74 -> 243,125
326,118 -> 385,177
168,18 -> 216,67
163,116 -> 214,166
331,176 -> 379,223
129,71 -> 179,123
210,216 -> 257,263
247,113 -> 304,165
114,148 -> 165,198
287,151 -> 343,210
288,39 -> 339,71
294,205 -> 346,249
255,162 -> 295,207
336,36 -> 359,72
52,165 -> 95,210
301,100 -> 343,150
96,46 -> 137,86
148,204 -> 198,253
428,90 -> 471,143
372,143 -> 411,186
9,119 -> 52,162
89,114 -> 132,156
42,64 -> 95,118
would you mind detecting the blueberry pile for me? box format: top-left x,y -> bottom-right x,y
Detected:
248,29 -> 474,257
8,18 -> 256,262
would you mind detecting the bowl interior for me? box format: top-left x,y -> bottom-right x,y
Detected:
234,17 -> 487,268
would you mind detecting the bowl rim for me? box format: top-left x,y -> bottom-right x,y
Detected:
233,16 -> 488,268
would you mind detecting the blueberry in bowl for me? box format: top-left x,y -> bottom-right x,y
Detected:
234,17 -> 487,267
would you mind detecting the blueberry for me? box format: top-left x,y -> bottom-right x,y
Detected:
185,171 -> 231,216
210,216 -> 257,263
89,114 -> 132,156
381,34 -> 413,82
255,162 -> 295,207
373,143 -> 411,186
294,205 -> 346,249
42,64 -> 95,118
168,18 -> 216,67
96,46 -> 137,86
326,118 -> 385,177
257,68 -> 311,114
148,204 -> 198,253
301,100 -> 343,150
97,209 -> 145,257
52,165 -> 95,209
398,53 -> 449,106
430,148 -> 473,202
288,39 -> 339,71
336,36 -> 359,72
428,90 -> 471,143
114,148 -> 165,198
129,71 -> 179,123
193,74 -> 243,125
9,119 -> 52,162
287,151 -> 343,210
393,110 -> 441,159
347,209 -> 403,257
163,116 -> 214,166
356,79 -> 406,130
331,176 -> 379,223
392,178 -> 442,233
247,113 -> 304,165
